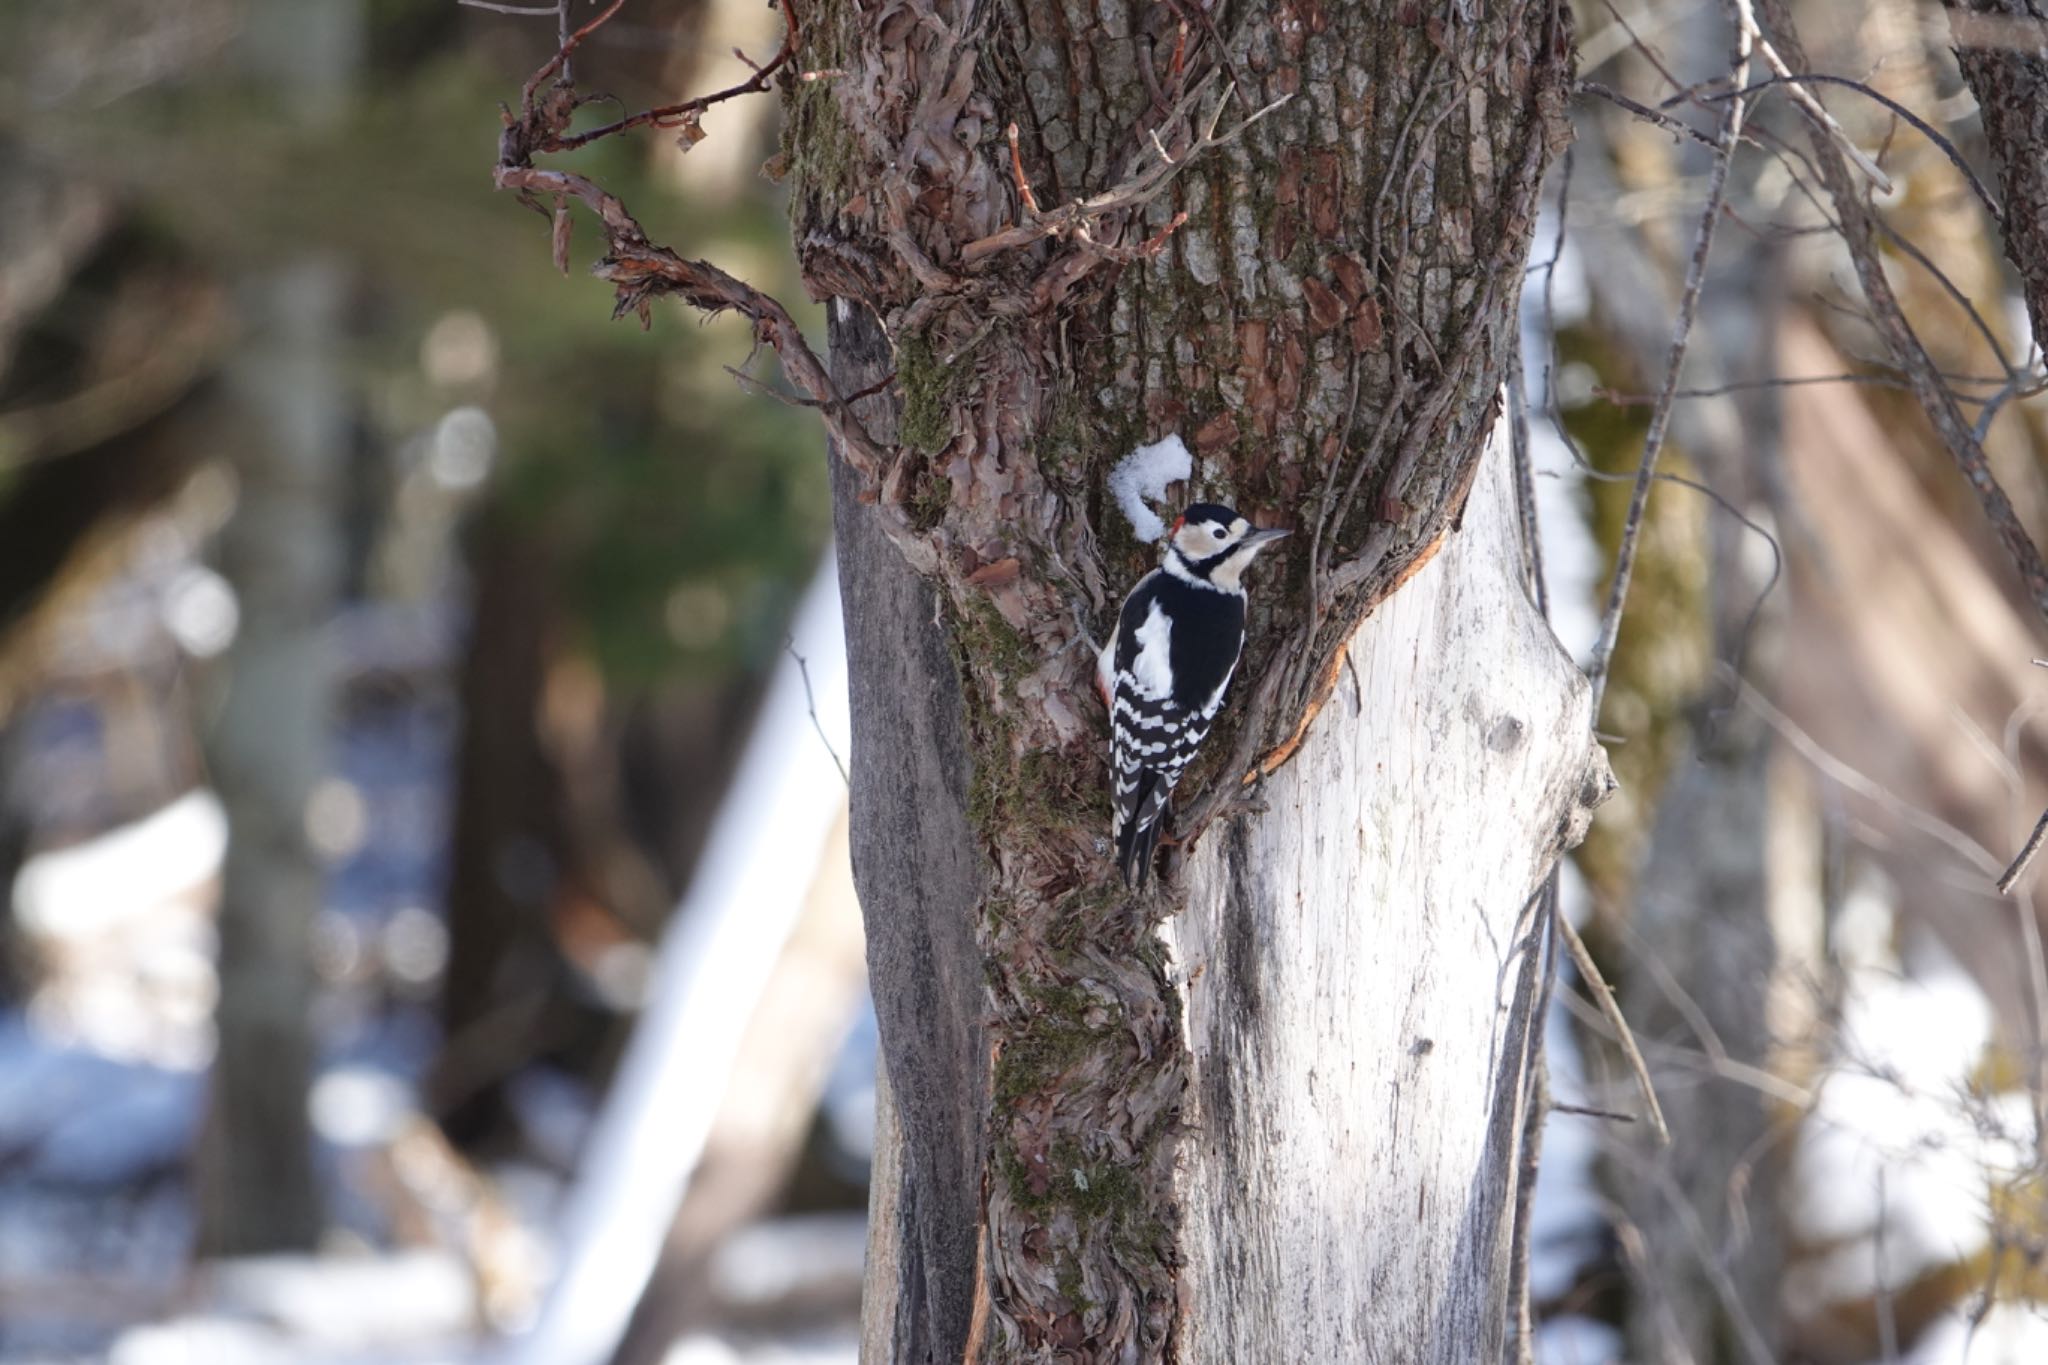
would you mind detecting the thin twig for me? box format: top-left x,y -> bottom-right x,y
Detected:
1529,142 -> 1790,692
1976,372 -> 2048,444
1998,808 -> 2048,895
1752,0 -> 2048,623
1728,0 -> 1894,193
459,0 -> 562,14
1560,915 -> 1672,1145
1876,1169 -> 1899,1362
552,0 -> 801,150
1598,0 -> 1687,96
1553,1102 -> 1638,1123
521,0 -> 623,108
2015,871 -> 2048,1160
1559,987 -> 1814,1108
1734,669 -> 2005,877
1701,71 -> 1999,221
1004,122 -> 1041,215
788,642 -> 849,785
498,163 -> 892,480
1161,0 -> 1244,109
1873,215 -> 2019,378
1592,371 -> 2011,406
1576,80 -> 1720,150
1585,38 -> 1750,717
1505,869 -> 1563,1365
492,0 -> 899,496
1642,1158 -> 1778,1365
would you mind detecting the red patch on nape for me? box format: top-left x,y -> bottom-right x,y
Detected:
1170,515 -> 1185,535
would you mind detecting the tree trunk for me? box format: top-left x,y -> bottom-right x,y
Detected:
197,0 -> 364,1256
779,1 -> 1589,1358
430,519 -> 582,1148
1943,0 -> 2048,349
832,299 -> 991,1361
196,260 -> 344,1254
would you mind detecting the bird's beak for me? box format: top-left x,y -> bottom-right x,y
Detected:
1245,527 -> 1292,549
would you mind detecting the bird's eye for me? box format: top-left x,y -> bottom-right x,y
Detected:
1212,526 -> 1226,539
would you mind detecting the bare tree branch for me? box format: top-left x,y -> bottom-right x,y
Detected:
1702,71 -> 2001,222
489,0 -> 904,511
1731,0 -> 1892,192
1560,915 -> 1671,1146
551,0 -> 802,150
1755,0 -> 2048,627
1584,20 -> 1751,716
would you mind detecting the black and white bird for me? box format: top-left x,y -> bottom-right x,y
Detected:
1096,503 -> 1290,887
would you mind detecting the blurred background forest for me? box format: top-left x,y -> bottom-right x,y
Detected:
0,2 -> 863,1362
1,1 -> 2047,1364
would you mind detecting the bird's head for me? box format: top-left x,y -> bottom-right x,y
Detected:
1166,503 -> 1291,591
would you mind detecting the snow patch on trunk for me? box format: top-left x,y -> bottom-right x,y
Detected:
1108,435 -> 1193,542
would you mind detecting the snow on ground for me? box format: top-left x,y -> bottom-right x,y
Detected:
107,1251 -> 478,1365
661,1332 -> 857,1365
1534,1315 -> 1623,1365
1904,1301 -> 2048,1365
0,592 -> 476,1360
707,1214 -> 867,1318
13,788 -> 225,945
1787,870 -> 2030,1322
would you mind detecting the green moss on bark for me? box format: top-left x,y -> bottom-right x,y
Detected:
895,332 -> 956,456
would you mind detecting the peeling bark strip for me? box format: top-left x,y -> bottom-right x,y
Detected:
491,2 -> 1578,1360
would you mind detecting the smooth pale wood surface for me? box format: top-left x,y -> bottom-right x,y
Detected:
1166,415 -> 1599,1363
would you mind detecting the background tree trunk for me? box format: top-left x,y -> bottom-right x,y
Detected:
196,0 -> 363,1256
777,1 -> 1588,1358
196,259 -> 344,1254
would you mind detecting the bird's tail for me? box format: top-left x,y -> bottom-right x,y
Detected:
1115,772 -> 1171,888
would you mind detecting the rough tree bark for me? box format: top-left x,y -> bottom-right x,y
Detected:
780,2 -> 1593,1360
494,0 -> 1594,1358
1943,0 -> 2048,349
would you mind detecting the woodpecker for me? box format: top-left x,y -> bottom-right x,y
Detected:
1096,503 -> 1290,888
